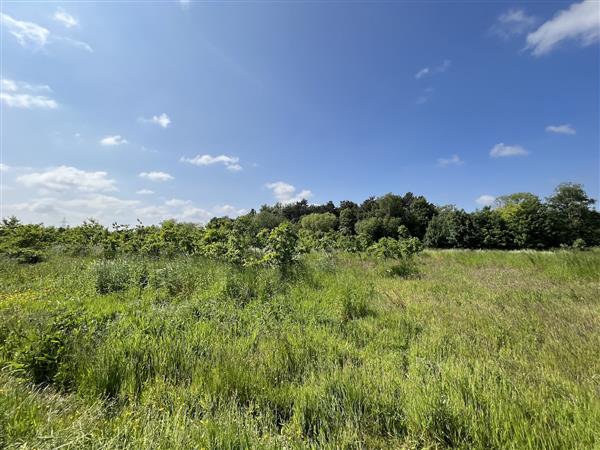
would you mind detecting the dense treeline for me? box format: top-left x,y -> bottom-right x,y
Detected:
1,182 -> 598,264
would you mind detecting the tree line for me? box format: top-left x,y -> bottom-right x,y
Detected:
1,182 -> 598,265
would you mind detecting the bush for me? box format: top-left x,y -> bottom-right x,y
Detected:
92,259 -> 132,294
6,248 -> 45,264
572,238 -> 586,250
259,222 -> 299,274
368,237 -> 422,260
149,263 -> 195,296
300,213 -> 338,233
386,259 -> 418,279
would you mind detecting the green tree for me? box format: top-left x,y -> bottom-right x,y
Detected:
300,212 -> 338,233
423,206 -> 476,248
547,183 -> 599,246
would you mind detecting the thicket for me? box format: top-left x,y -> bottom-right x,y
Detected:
1,182 -> 598,266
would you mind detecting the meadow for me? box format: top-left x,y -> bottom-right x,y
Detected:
0,249 -> 598,449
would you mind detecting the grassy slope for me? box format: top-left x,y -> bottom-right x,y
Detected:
0,250 -> 598,449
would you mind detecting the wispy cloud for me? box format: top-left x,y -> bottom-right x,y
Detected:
100,135 -> 128,146
489,143 -> 529,158
476,195 -> 496,207
266,181 -> 312,204
53,9 -> 78,28
437,154 -> 464,167
490,9 -> 537,40
55,36 -> 93,53
1,13 -> 49,49
181,154 -> 242,172
416,87 -> 434,105
140,113 -> 171,128
415,60 -> 451,80
415,68 -> 430,79
546,124 -> 576,135
136,189 -> 154,195
526,0 -> 599,56
0,78 -> 58,109
139,171 -> 174,182
1,12 -> 92,52
17,166 -> 117,192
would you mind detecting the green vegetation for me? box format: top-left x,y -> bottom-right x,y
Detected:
0,249 -> 599,449
1,183 -> 599,268
0,181 -> 598,448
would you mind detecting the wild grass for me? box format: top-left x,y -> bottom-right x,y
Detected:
0,249 -> 599,449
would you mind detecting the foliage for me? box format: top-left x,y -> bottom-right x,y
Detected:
92,259 -> 133,294
0,183 -> 598,262
1,250 -> 599,448
300,212 -> 338,233
258,222 -> 300,273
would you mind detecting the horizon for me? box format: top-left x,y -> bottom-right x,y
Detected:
1,0 -> 599,226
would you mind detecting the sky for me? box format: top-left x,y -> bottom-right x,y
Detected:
1,0 -> 599,226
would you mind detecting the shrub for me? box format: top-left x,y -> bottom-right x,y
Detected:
386,259 -> 418,279
259,222 -> 299,274
368,236 -> 422,259
149,263 -> 194,296
572,238 -> 586,250
92,259 -> 132,294
6,312 -> 82,387
300,213 -> 338,233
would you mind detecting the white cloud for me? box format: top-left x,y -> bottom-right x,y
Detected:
181,154 -> 242,171
437,59 -> 451,72
489,143 -> 529,158
1,79 -> 51,92
10,195 -> 139,222
415,60 -> 451,80
416,87 -> 434,105
1,78 -> 57,109
214,204 -> 247,217
415,67 -> 429,79
266,181 -> 312,204
140,113 -> 171,128
1,79 -> 17,91
1,13 -> 49,49
53,9 -> 78,28
437,154 -> 464,167
165,198 -> 191,207
179,207 -> 212,221
526,0 -> 600,56
0,163 -> 10,172
1,92 -> 58,109
62,194 -> 138,211
136,189 -> 154,195
100,135 -> 128,146
139,171 -> 174,182
17,166 -> 117,192
546,124 -> 576,135
55,36 -> 93,53
476,195 -> 496,207
153,113 -> 171,128
1,13 -> 92,53
490,9 -> 537,39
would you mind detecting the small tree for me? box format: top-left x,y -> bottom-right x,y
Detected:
259,222 -> 299,274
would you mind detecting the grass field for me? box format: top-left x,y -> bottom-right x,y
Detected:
0,250 -> 599,449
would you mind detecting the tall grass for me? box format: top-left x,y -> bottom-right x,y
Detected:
0,250 -> 598,448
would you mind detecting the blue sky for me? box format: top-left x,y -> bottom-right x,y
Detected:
1,0 -> 598,225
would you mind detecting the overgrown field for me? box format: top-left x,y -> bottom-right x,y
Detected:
0,250 -> 599,449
